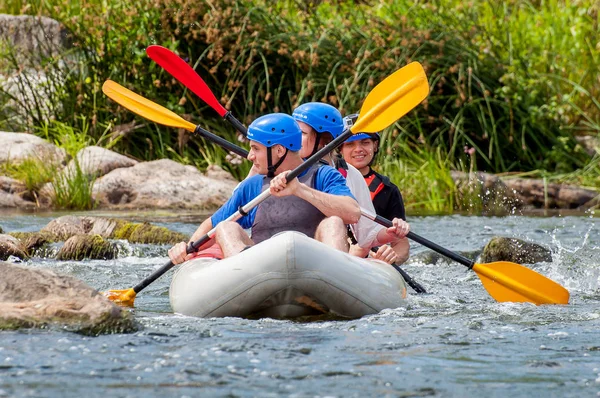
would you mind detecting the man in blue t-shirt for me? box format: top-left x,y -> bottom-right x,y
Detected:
168,113 -> 360,262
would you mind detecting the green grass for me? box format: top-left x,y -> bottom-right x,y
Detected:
51,159 -> 96,210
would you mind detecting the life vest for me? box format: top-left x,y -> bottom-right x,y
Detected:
251,164 -> 325,244
365,172 -> 385,201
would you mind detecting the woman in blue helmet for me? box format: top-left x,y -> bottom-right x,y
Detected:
168,113 -> 361,262
292,103 -> 411,265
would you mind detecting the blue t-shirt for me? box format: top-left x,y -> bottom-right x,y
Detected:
211,166 -> 355,228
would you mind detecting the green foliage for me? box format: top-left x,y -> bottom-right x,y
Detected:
377,125 -> 458,214
51,159 -> 96,210
1,0 -> 599,213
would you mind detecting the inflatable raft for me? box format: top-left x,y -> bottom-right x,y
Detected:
170,231 -> 408,319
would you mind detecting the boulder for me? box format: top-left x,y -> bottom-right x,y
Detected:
0,14 -> 71,66
575,135 -> 599,157
56,234 -> 118,261
0,234 -> 27,260
92,159 -> 237,210
63,146 -> 138,180
0,176 -> 36,209
0,262 -> 137,335
481,236 -> 552,264
0,131 -> 67,165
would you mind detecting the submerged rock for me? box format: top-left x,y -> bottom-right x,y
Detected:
0,262 -> 137,335
407,249 -> 481,266
56,234 -> 118,261
108,220 -> 188,244
41,215 -> 88,240
481,236 -> 552,264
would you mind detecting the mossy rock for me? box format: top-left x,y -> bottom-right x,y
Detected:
9,231 -> 58,254
481,236 -> 552,264
110,220 -> 187,244
56,234 -> 118,261
0,234 -> 28,260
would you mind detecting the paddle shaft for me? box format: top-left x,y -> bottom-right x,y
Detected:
195,125 -> 248,158
225,112 -> 247,136
360,209 -> 475,269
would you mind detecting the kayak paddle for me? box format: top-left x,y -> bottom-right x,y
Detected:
146,45 -> 248,135
102,61 -> 429,306
360,209 -> 570,305
102,81 -> 248,158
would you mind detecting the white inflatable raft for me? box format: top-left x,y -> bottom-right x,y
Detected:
169,231 -> 408,319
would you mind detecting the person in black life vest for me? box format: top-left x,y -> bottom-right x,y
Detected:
340,114 -> 408,263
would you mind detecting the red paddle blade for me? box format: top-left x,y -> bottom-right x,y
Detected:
146,45 -> 227,117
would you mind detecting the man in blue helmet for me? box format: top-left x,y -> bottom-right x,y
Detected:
292,103 -> 411,265
167,113 -> 361,262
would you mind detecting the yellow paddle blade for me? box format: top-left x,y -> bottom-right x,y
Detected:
102,288 -> 137,307
473,261 -> 570,305
102,80 -> 196,133
352,62 -> 429,134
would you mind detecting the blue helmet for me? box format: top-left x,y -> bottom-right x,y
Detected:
345,133 -> 380,144
343,113 -> 380,143
247,113 -> 301,151
292,102 -> 344,139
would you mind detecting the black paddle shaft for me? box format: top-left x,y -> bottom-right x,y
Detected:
133,235 -> 212,294
194,125 -> 248,158
372,214 -> 475,269
224,112 -> 248,136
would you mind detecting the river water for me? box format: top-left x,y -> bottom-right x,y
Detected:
0,212 -> 598,397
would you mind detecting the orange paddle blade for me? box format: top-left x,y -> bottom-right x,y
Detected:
102,288 -> 137,307
473,261 -> 569,305
102,80 -> 196,132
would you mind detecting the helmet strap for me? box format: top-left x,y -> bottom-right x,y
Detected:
267,146 -> 289,178
309,134 -> 321,157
